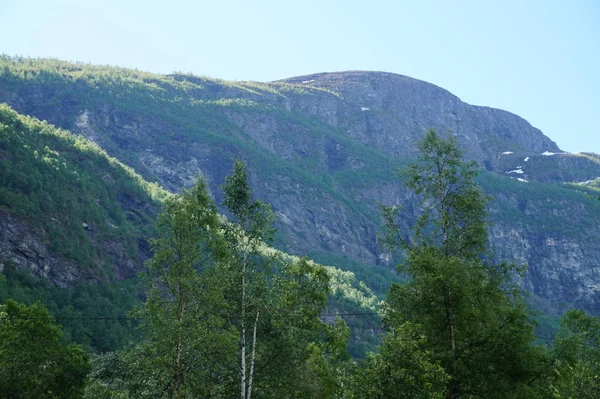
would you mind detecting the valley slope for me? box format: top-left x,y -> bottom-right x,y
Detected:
1,56 -> 600,312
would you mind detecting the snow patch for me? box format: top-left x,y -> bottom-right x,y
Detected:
507,169 -> 524,174
501,151 -> 513,155
542,151 -> 558,156
301,79 -> 315,84
361,106 -> 370,111
524,157 -> 530,162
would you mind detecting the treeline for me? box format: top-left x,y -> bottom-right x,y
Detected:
3,132 -> 600,398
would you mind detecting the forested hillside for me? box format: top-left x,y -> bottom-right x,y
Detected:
0,104 -> 380,355
2,56 -> 600,397
1,56 -> 599,311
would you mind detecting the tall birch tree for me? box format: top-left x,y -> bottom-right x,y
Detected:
132,179 -> 236,399
380,130 -> 545,399
222,160 -> 275,399
221,160 -> 333,399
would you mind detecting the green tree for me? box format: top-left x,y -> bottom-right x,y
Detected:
221,160 -> 331,399
126,179 -> 237,398
88,162 -> 336,398
297,318 -> 352,399
547,310 -> 600,398
0,299 -> 90,398
222,159 -> 275,399
351,322 -> 448,399
380,130 -> 545,398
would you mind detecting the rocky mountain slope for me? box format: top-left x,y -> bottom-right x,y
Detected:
0,103 -> 381,353
1,57 -> 600,311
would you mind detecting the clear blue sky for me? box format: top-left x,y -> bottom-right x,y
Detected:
1,0 -> 598,153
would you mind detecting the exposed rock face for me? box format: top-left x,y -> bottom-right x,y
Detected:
1,66 -> 599,310
0,212 -> 85,287
489,207 -> 600,310
279,72 -> 560,162
0,210 -> 149,287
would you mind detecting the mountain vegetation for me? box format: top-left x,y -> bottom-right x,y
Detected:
1,56 -> 600,397
0,300 -> 90,398
0,102 -> 378,354
1,56 -> 600,312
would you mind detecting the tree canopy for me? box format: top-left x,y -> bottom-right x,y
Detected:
376,130 -> 547,398
0,300 -> 90,398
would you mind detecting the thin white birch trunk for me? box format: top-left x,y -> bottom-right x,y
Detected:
247,310 -> 259,399
240,249 -> 248,399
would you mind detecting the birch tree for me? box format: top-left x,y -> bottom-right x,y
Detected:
380,130 -> 545,398
222,160 -> 275,399
133,178 -> 236,399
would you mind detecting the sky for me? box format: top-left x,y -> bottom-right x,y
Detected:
1,0 -> 598,153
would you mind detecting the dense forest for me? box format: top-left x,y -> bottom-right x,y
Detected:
3,119 -> 600,397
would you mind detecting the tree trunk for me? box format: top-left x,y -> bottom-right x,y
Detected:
444,288 -> 457,399
248,310 -> 259,399
173,300 -> 185,399
240,255 -> 247,399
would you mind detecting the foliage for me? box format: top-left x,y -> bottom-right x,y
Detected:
547,310 -> 600,398
0,262 -> 141,352
87,164 -> 338,398
221,160 -> 333,398
350,322 -> 448,399
124,179 -> 235,398
380,131 -> 547,398
0,103 -> 165,272
0,300 -> 90,398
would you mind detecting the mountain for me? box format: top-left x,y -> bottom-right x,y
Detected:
0,102 -> 380,354
1,56 -> 600,314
